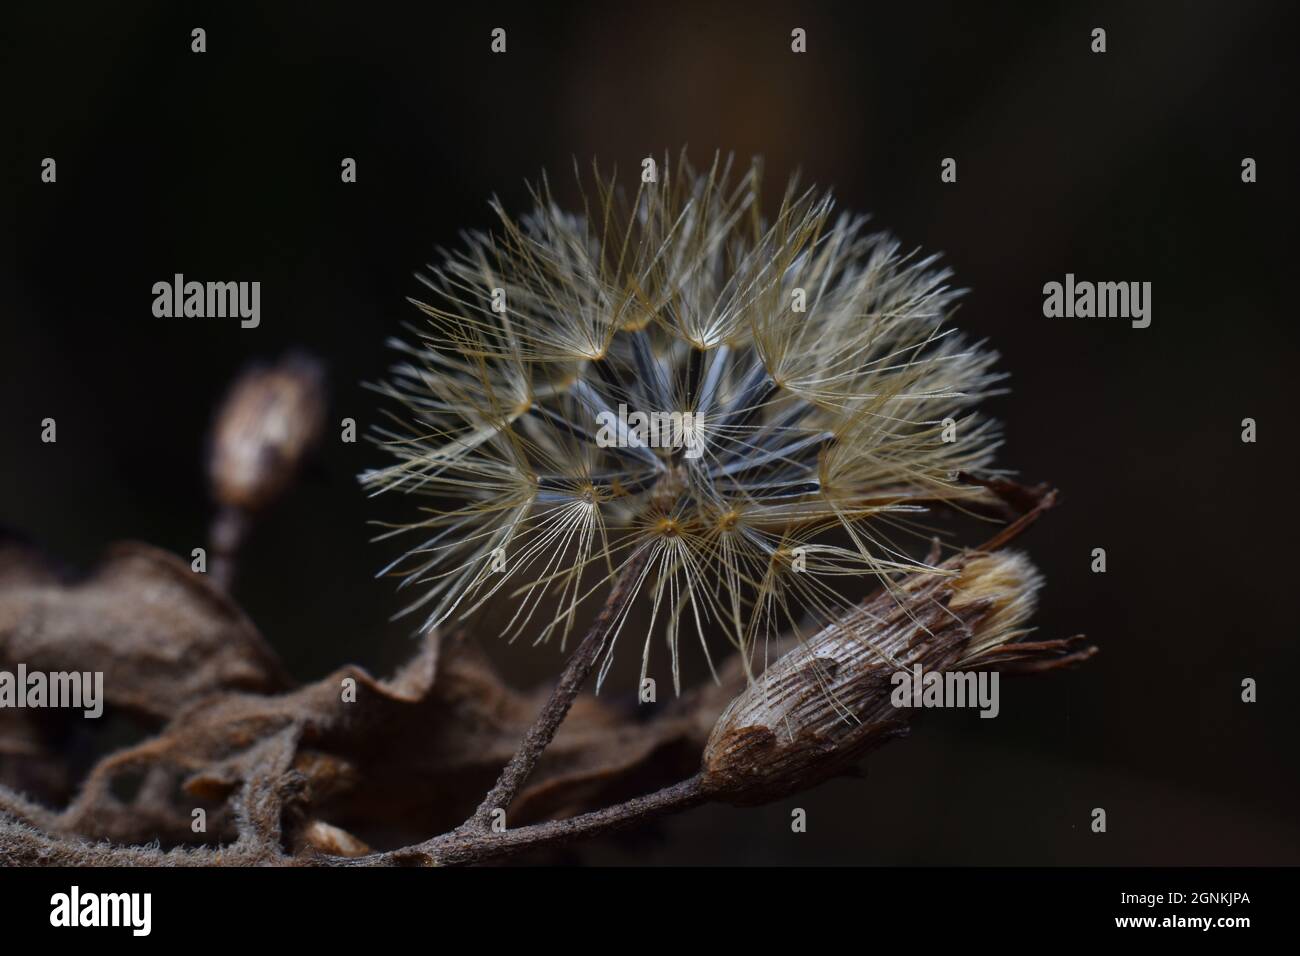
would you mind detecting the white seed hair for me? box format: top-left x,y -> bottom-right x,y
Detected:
362,152 -> 1007,691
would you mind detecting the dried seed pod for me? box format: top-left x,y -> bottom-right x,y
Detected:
208,354 -> 326,513
700,551 -> 1090,805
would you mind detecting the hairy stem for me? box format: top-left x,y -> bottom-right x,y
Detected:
374,775 -> 708,867
463,547 -> 650,832
209,504 -> 249,592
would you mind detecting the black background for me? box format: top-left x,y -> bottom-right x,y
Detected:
1,1 -> 1296,864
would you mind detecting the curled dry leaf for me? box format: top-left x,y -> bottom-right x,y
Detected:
0,536 -> 291,721
189,633 -> 708,850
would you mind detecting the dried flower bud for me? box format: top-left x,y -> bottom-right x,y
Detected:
700,551 -> 1093,805
209,355 -> 326,513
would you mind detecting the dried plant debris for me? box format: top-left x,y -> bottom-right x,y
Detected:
0,538 -> 717,864
1,526 -> 1091,865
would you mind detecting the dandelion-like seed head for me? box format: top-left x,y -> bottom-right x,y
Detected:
362,153 -> 1007,692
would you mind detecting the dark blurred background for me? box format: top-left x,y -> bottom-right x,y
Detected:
1,1 -> 1295,864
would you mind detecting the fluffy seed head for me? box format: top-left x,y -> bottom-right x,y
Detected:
362,153 -> 1006,691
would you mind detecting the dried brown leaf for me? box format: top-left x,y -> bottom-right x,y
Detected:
0,538 -> 291,722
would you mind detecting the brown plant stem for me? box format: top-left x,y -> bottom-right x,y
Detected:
463,547 -> 651,832
208,504 -> 249,592
958,474 -> 1057,552
373,774 -> 707,866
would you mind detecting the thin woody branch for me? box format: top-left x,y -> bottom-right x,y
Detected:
464,546 -> 651,832
370,774 -> 707,866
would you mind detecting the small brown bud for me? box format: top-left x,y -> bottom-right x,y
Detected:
701,551 -> 1089,805
208,355 -> 326,512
